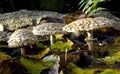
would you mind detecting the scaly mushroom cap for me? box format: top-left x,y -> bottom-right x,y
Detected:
7,28 -> 38,48
32,23 -> 66,35
63,17 -> 116,32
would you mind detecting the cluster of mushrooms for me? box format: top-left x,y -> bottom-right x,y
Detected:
7,21 -> 67,56
5,14 -> 117,56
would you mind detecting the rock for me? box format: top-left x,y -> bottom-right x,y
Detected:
0,9 -> 65,31
39,17 -> 64,24
0,31 -> 12,42
92,11 -> 120,31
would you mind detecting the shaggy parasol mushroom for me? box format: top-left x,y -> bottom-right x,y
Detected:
7,28 -> 38,55
32,23 -> 66,45
63,17 -> 116,51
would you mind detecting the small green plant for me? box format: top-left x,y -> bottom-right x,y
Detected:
20,57 -> 52,74
0,52 -> 11,63
100,69 -> 120,74
51,40 -> 73,52
114,37 -> 120,45
97,56 -> 120,65
78,0 -> 110,15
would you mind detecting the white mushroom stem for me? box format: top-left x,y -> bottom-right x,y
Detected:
74,31 -> 80,37
20,48 -> 25,56
50,35 -> 54,45
86,31 -> 93,51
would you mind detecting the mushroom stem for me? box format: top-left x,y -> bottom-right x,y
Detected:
74,31 -> 80,37
65,48 -> 68,62
20,48 -> 25,56
86,31 -> 93,51
50,35 -> 54,45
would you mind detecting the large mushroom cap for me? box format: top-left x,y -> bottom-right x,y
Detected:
7,28 -> 38,48
63,17 -> 116,32
32,23 -> 66,35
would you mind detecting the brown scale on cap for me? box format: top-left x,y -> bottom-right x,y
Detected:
63,17 -> 116,51
32,23 -> 66,45
7,28 -> 38,55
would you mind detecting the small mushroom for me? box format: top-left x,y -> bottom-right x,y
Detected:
32,23 -> 66,45
7,28 -> 38,55
63,17 -> 116,50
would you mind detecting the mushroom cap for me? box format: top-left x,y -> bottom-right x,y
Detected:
7,28 -> 38,48
63,17 -> 116,32
32,23 -> 66,35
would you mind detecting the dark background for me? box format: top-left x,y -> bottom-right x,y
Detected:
0,0 -> 120,17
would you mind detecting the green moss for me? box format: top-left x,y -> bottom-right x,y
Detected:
97,56 -> 120,65
97,44 -> 120,65
71,69 -> 120,74
65,63 -> 120,74
98,43 -> 120,65
100,69 -> 120,74
0,52 -> 11,63
51,41 -> 73,52
107,37 -> 120,56
84,69 -> 95,74
108,44 -> 120,56
71,68 -> 84,74
36,42 -> 47,49
20,57 -> 52,74
25,48 -> 50,60
93,44 -> 108,58
114,37 -> 120,45
66,63 -> 95,74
